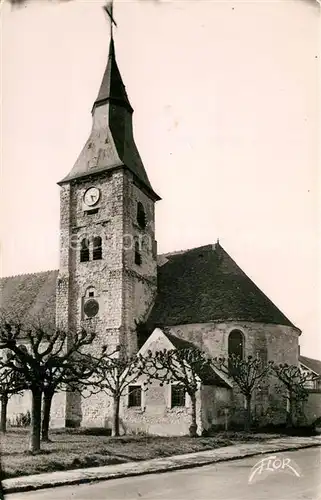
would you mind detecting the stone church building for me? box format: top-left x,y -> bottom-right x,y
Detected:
0,37 -> 302,435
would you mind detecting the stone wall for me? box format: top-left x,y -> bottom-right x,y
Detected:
167,321 -> 299,364
56,165 -> 157,427
167,321 -> 299,427
201,385 -> 232,430
119,377 -> 202,436
7,391 -> 66,429
303,390 -> 321,424
80,328 -> 202,436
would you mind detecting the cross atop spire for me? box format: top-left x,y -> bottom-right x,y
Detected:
58,0 -> 160,202
103,1 -> 117,40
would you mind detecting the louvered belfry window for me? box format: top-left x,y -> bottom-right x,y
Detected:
137,202 -> 146,229
93,236 -> 102,260
134,242 -> 142,266
80,238 -> 90,262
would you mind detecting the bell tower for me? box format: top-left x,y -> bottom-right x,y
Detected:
56,26 -> 160,405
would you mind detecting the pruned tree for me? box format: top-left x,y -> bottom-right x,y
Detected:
143,347 -> 212,437
0,317 -> 107,452
213,355 -> 272,431
98,348 -> 148,437
272,363 -> 319,427
39,333 -> 108,442
0,351 -> 27,433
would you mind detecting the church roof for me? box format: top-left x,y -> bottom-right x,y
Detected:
162,331 -> 231,387
299,355 -> 321,376
0,244 -> 298,333
148,243 -> 298,330
0,270 -> 58,326
59,38 -> 160,202
92,38 -> 132,112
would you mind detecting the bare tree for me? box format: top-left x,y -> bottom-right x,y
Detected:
98,348 -> 148,437
0,352 -> 26,433
213,355 -> 271,431
143,347 -> 212,437
272,363 -> 319,427
40,334 -> 108,442
0,317 -> 107,452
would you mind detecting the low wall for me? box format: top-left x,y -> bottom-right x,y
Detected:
7,390 -> 66,430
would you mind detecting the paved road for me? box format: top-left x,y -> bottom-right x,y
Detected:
7,447 -> 321,500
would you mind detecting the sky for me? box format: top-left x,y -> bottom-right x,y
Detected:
0,0 -> 319,358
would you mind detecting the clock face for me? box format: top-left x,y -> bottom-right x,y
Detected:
84,187 -> 100,207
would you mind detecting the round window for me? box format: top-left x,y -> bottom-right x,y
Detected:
84,299 -> 99,318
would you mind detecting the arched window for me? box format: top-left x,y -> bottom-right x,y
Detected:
80,238 -> 90,262
134,241 -> 142,266
85,286 -> 96,298
93,236 -> 102,260
228,330 -> 244,360
137,202 -> 146,229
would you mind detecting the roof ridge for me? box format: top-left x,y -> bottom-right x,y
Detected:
0,269 -> 58,281
300,354 -> 321,363
158,243 -> 217,259
163,330 -> 198,350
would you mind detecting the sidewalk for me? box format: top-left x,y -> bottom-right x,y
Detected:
2,436 -> 321,495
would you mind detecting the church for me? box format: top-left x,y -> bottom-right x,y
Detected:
0,33 -> 303,435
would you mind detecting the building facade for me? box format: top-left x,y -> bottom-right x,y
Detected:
1,35 -> 304,435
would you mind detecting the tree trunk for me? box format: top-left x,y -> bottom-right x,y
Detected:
0,456 -> 5,500
244,395 -> 252,432
29,387 -> 42,453
189,392 -> 198,437
42,390 -> 54,441
112,395 -> 120,437
0,394 -> 8,434
286,393 -> 294,428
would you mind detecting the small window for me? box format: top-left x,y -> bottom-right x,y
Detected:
80,238 -> 90,262
137,202 -> 146,229
85,286 -> 96,298
86,208 -> 99,216
128,385 -> 142,408
93,236 -> 102,260
134,242 -> 142,266
171,384 -> 185,407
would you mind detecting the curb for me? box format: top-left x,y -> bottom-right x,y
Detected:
3,441 -> 321,495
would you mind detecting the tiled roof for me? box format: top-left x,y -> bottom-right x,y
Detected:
299,355 -> 321,376
148,243 -> 298,330
59,38 -> 160,202
163,331 -> 230,388
93,38 -> 132,112
0,243 -> 298,334
0,270 -> 58,326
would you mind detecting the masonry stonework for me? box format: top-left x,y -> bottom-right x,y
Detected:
3,36 -> 311,436
166,321 -> 299,427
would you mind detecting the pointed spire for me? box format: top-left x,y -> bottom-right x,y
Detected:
59,8 -> 160,202
92,38 -> 132,114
